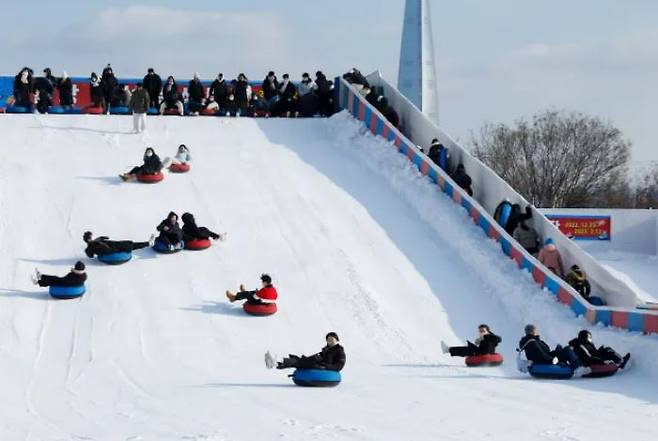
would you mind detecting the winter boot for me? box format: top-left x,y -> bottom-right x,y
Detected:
148,234 -> 156,247
31,268 -> 41,285
620,353 -> 631,369
239,284 -> 246,292
174,241 -> 185,250
440,341 -> 450,354
226,291 -> 236,302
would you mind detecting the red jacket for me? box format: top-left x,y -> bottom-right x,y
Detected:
256,285 -> 278,301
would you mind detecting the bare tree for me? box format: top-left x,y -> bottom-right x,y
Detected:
472,110 -> 631,208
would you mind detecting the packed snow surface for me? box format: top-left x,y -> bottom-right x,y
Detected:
0,112 -> 657,441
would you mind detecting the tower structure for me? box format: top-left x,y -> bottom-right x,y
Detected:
397,0 -> 439,123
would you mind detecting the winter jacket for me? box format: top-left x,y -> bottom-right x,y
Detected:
129,88 -> 150,113
143,73 -> 162,101
478,333 -> 502,354
209,79 -> 227,107
181,213 -> 214,240
343,70 -> 369,88
102,73 -> 118,102
568,338 -> 604,366
255,285 -> 278,302
566,268 -> 591,299
505,205 -> 532,235
383,107 -> 399,127
111,86 -> 130,107
234,79 -> 250,107
278,81 -> 297,102
316,72 -> 331,94
519,335 -> 555,365
41,271 -> 87,287
13,77 -> 33,106
90,76 -> 104,106
538,244 -> 564,277
513,223 -> 541,254
314,344 -> 346,371
57,78 -> 73,106
298,80 -> 316,96
428,143 -> 444,166
262,77 -> 279,100
157,212 -> 183,241
84,237 -> 122,257
451,165 -> 473,196
34,76 -> 54,97
174,151 -> 191,164
163,80 -> 181,106
141,153 -> 163,174
188,79 -> 204,103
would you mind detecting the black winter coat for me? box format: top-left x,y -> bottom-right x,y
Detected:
519,335 -> 555,364
34,76 -> 54,96
451,168 -> 473,196
57,78 -> 73,106
41,271 -> 87,287
143,73 -> 163,99
505,205 -> 532,235
181,213 -> 216,240
568,338 -> 604,366
209,79 -> 227,106
313,344 -> 346,371
13,78 -> 33,106
188,80 -> 204,103
163,82 -> 180,105
278,82 -> 297,102
262,77 -> 279,100
84,237 -> 122,257
315,73 -> 331,95
102,74 -> 118,101
475,333 -> 501,354
234,80 -> 249,106
142,153 -> 163,174
157,212 -> 183,241
90,80 -> 104,106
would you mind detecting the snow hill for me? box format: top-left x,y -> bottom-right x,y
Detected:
0,112 -> 657,441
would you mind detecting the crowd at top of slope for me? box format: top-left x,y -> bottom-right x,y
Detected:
6,65 -> 335,117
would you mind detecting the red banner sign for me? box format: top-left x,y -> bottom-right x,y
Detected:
545,215 -> 611,241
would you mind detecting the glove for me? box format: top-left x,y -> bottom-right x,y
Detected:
552,357 -> 559,365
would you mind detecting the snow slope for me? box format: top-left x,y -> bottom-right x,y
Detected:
0,112 -> 657,441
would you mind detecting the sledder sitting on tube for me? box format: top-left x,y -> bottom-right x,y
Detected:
569,330 -> 630,369
226,274 -> 277,305
518,324 -> 591,377
83,231 -> 154,257
440,324 -> 501,358
31,261 -> 87,287
265,332 -> 346,372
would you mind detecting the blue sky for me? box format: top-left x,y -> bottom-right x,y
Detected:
2,0 -> 657,166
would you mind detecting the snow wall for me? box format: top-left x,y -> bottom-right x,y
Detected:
334,75 -> 658,335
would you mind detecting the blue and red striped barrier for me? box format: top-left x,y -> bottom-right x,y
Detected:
335,77 -> 658,336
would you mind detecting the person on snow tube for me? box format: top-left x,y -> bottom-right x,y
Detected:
226,274 -> 277,305
565,265 -> 592,301
156,211 -> 184,250
83,231 -> 155,258
164,144 -> 192,169
120,147 -> 163,181
569,330 -> 630,369
31,261 -> 87,287
440,324 -> 501,357
265,332 -> 346,372
181,213 -> 223,242
518,324 -> 590,377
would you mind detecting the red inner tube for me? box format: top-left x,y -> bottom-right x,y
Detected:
170,163 -> 191,173
186,238 -> 211,250
137,171 -> 164,183
465,353 -> 504,367
243,302 -> 277,316
586,363 -> 619,378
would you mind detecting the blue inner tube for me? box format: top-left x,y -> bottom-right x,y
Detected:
109,106 -> 131,115
6,106 -> 30,114
147,107 -> 160,115
499,203 -> 512,229
528,364 -> 574,379
97,251 -> 132,265
292,369 -> 342,387
153,239 -> 183,254
49,284 -> 86,299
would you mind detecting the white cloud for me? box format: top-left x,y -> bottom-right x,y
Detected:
4,5 -> 298,79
